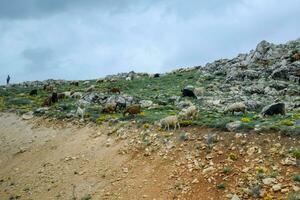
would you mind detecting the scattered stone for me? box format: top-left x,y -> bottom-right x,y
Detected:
263,178 -> 276,185
226,121 -> 242,132
22,111 -> 34,120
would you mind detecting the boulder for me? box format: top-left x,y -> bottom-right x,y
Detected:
226,121 -> 242,132
22,111 -> 34,120
139,100 -> 153,108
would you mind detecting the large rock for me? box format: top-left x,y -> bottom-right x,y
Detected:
22,111 -> 34,120
139,100 -> 153,108
271,66 -> 289,80
226,121 -> 242,132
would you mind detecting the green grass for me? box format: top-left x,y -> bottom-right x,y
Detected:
0,69 -> 300,135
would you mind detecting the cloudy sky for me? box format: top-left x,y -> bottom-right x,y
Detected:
0,0 -> 299,84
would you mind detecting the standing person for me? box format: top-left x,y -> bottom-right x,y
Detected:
6,75 -> 10,85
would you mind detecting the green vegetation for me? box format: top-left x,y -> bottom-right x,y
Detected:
0,68 -> 300,135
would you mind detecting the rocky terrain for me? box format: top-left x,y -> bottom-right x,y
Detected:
0,39 -> 300,199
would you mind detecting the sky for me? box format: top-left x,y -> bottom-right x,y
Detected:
0,0 -> 299,84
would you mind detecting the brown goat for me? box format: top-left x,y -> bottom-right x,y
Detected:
110,88 -> 121,94
57,93 -> 66,100
123,105 -> 141,116
42,97 -> 52,107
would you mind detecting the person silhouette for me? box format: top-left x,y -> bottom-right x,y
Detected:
6,75 -> 10,85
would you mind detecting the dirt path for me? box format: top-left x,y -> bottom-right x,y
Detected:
0,113 -> 184,200
0,113 -> 299,200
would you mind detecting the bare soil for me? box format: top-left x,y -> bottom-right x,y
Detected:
0,113 -> 299,200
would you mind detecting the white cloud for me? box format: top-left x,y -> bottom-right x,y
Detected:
0,0 -> 299,84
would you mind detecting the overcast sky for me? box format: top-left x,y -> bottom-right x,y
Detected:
0,0 -> 299,84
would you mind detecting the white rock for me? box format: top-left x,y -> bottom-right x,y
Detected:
272,184 -> 281,192
202,166 -> 215,174
262,178 -> 276,185
139,100 -> 153,108
22,111 -> 34,120
226,121 -> 242,132
231,194 -> 240,200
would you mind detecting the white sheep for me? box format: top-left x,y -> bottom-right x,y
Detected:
159,116 -> 180,131
179,105 -> 198,119
224,102 -> 246,115
63,91 -> 72,98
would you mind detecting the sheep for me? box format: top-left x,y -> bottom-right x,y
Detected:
158,115 -> 180,131
29,89 -> 38,96
44,84 -> 54,92
76,107 -> 85,120
194,87 -> 205,97
261,103 -> 285,116
102,102 -> 117,113
179,105 -> 198,119
182,88 -> 196,98
110,88 -> 121,94
123,105 -> 141,116
153,73 -> 160,78
224,102 -> 246,115
96,78 -> 105,83
70,81 -> 79,86
60,91 -> 72,98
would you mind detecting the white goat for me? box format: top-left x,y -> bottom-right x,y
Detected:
76,106 -> 85,120
159,115 -> 180,131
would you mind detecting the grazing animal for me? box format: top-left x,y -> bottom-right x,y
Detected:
153,73 -> 160,78
57,93 -> 66,100
194,87 -> 205,97
261,103 -> 285,116
102,102 -> 117,113
179,105 -> 198,119
51,92 -> 58,104
110,88 -> 121,94
76,107 -> 85,120
159,116 -> 180,131
96,78 -> 105,83
182,88 -> 196,98
42,97 -> 52,107
123,105 -> 141,116
224,102 -> 246,115
70,81 -> 79,86
44,85 -> 54,92
29,89 -> 38,96
63,91 -> 72,98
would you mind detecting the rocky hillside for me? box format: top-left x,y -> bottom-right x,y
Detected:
0,39 -> 300,200
0,39 -> 300,135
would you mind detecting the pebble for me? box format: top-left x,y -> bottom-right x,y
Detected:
231,194 -> 240,200
262,178 -> 276,185
272,184 -> 281,192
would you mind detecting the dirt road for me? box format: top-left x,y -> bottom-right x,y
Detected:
0,113 -> 299,200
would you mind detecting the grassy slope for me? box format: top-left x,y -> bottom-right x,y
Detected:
0,69 -> 299,135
